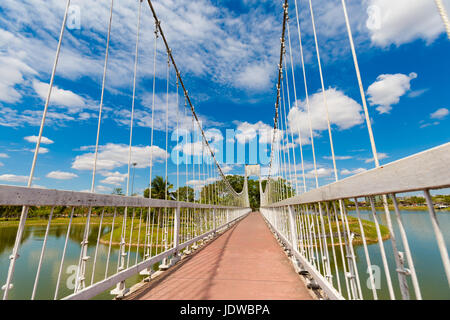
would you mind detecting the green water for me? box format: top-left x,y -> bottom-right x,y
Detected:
0,210 -> 449,299
327,210 -> 450,300
0,224 -> 152,300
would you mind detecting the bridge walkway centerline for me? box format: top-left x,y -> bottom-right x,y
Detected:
128,212 -> 313,300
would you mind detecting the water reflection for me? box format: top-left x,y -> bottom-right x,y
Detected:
0,224 -> 144,300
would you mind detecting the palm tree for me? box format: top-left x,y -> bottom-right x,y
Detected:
144,176 -> 175,200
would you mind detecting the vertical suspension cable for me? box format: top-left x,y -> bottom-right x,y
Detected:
126,0 -> 142,196
282,50 -> 299,193
340,0 -> 380,167
176,79 -> 180,201
148,21 -> 159,199
165,52 -> 170,201
307,0 -> 339,182
301,0 -> 319,189
280,77 -> 294,196
2,0 -> 71,300
289,4 -> 308,192
91,0 -> 114,193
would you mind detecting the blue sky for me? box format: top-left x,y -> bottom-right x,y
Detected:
0,0 -> 449,195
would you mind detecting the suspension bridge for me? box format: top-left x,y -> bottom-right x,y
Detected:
0,0 -> 449,300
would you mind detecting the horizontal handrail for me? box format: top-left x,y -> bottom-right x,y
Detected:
265,142 -> 450,207
0,185 -> 243,209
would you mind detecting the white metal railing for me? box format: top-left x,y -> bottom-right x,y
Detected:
0,186 -> 250,300
261,143 -> 450,300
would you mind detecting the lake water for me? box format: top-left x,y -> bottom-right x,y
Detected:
0,224 -> 147,300
339,210 -> 450,300
0,210 -> 449,300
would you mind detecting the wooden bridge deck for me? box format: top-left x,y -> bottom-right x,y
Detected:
130,212 -> 313,300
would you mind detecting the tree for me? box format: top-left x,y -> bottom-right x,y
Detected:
176,186 -> 195,202
112,188 -> 124,196
143,176 -> 175,200
196,175 -> 293,211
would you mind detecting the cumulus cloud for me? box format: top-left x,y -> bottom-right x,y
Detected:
363,152 -> 389,163
28,147 -> 49,154
0,54 -> 37,103
287,88 -> 364,143
367,72 -> 417,114
236,63 -> 273,91
234,121 -> 282,145
174,141 -> 217,157
324,155 -> 352,160
367,0 -> 445,47
32,80 -> 88,112
72,143 -> 169,171
46,171 -> 78,180
341,168 -> 367,176
0,0 -> 281,96
221,164 -> 234,174
24,135 -> 54,144
430,108 -> 449,119
0,174 -> 29,183
305,167 -> 334,179
95,185 -> 112,193
99,171 -> 127,186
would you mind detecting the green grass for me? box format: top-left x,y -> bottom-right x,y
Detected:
350,205 -> 450,212
0,216 -> 115,228
301,216 -> 390,247
99,217 -> 213,247
0,214 -> 389,246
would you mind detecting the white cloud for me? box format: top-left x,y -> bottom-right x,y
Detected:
30,184 -> 46,189
0,0 -> 281,95
341,168 -> 367,176
46,171 -> 78,180
72,143 -> 169,171
29,147 -> 49,154
234,121 -> 282,145
95,185 -> 112,193
430,108 -> 449,119
367,72 -> 417,114
0,162 -> 3,167
24,135 -> 54,144
221,164 -> 234,174
236,63 -> 273,91
32,80 -> 87,112
0,55 -> 37,103
0,174 -> 28,183
0,153 -> 8,158
287,88 -> 364,144
367,0 -> 445,47
99,171 -> 127,186
324,155 -> 352,160
363,152 -> 389,163
174,141 -> 217,157
305,167 -> 334,179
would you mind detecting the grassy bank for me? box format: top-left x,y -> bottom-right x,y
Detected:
0,216 -> 115,228
348,205 -> 450,212
0,214 -> 389,246
315,216 -> 390,246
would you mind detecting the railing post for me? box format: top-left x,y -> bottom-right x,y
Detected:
288,206 -> 298,251
287,205 -> 304,274
170,206 -> 181,266
212,209 -> 216,234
